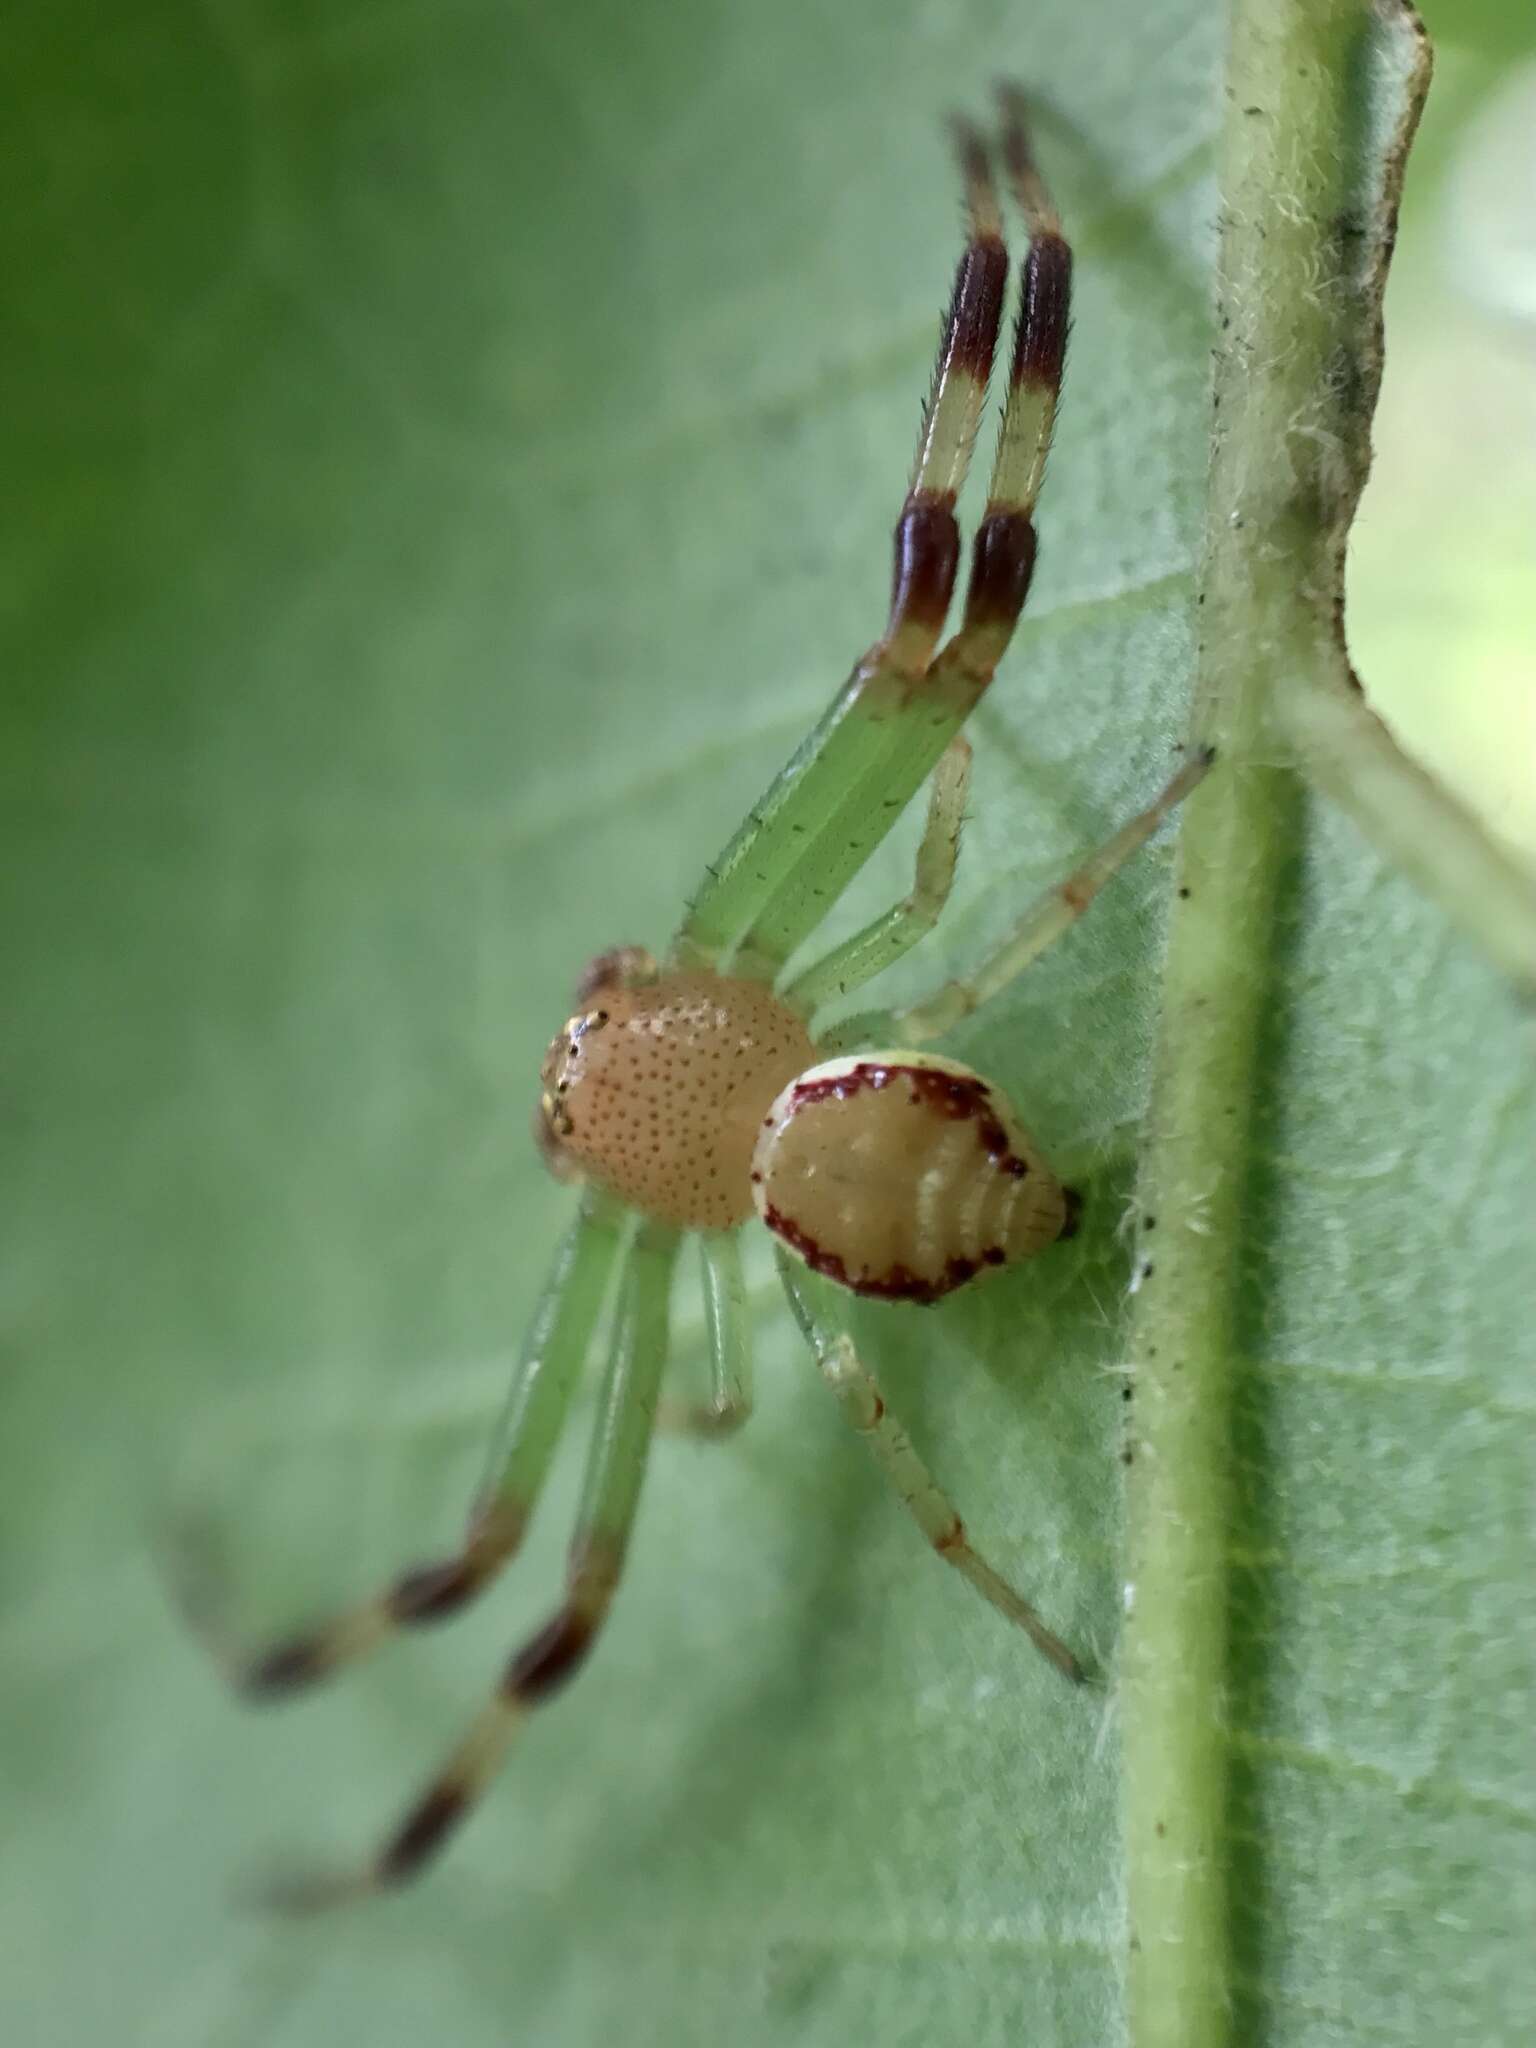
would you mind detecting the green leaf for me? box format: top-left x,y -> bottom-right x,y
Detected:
1126,7 -> 1532,2044
2,5 -> 1529,2047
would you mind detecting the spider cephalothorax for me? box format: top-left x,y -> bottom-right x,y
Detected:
193,91 -> 1212,1906
537,960 -> 815,1229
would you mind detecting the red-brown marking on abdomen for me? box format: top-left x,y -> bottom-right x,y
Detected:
762,1200 -> 984,1306
787,1061 -> 1031,1180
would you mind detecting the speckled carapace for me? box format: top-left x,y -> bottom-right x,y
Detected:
539,964 -> 814,1231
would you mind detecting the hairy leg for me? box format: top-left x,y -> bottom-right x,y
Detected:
832,747 -> 1215,1048
731,96 -> 1073,976
673,123 -> 1010,971
781,1252 -> 1084,1683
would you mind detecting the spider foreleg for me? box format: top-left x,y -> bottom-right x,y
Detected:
675,131 -> 1009,972
732,100 -> 1072,978
923,90 -> 1071,710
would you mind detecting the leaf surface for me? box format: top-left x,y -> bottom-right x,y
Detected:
2,5 -> 1528,2045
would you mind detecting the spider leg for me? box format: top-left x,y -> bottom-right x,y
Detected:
172,1192 -> 627,1699
725,95 -> 1072,980
780,1251 -> 1084,1683
673,125 -> 1008,972
833,746 -> 1215,1048
265,1221 -> 682,1909
656,1228 -> 755,1438
780,736 -> 971,1018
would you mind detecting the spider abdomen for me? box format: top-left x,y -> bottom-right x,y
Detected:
539,970 -> 816,1230
753,1053 -> 1071,1303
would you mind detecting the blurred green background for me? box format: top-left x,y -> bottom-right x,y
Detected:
1349,11 -> 1536,861
3,4 -> 1531,2045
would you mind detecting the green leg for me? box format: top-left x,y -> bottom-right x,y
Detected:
657,1229 -> 754,1438
267,1221 -> 683,1907
673,128 -> 1010,971
175,1190 -> 627,1699
727,101 -> 1074,978
832,749 -> 1215,1049
472,1191 -> 630,1521
781,1252 -> 1084,1684
781,737 -> 970,1019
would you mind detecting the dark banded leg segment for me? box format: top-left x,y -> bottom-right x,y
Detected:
731,96 -> 1073,977
673,127 -> 1008,973
175,1192 -> 626,1702
899,88 -> 1072,717
780,1251 -> 1084,1684
264,1221 -> 682,1910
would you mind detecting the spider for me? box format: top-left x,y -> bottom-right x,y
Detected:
194,92 -> 1210,1907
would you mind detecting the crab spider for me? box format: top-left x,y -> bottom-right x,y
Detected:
199,93 -> 1211,1907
